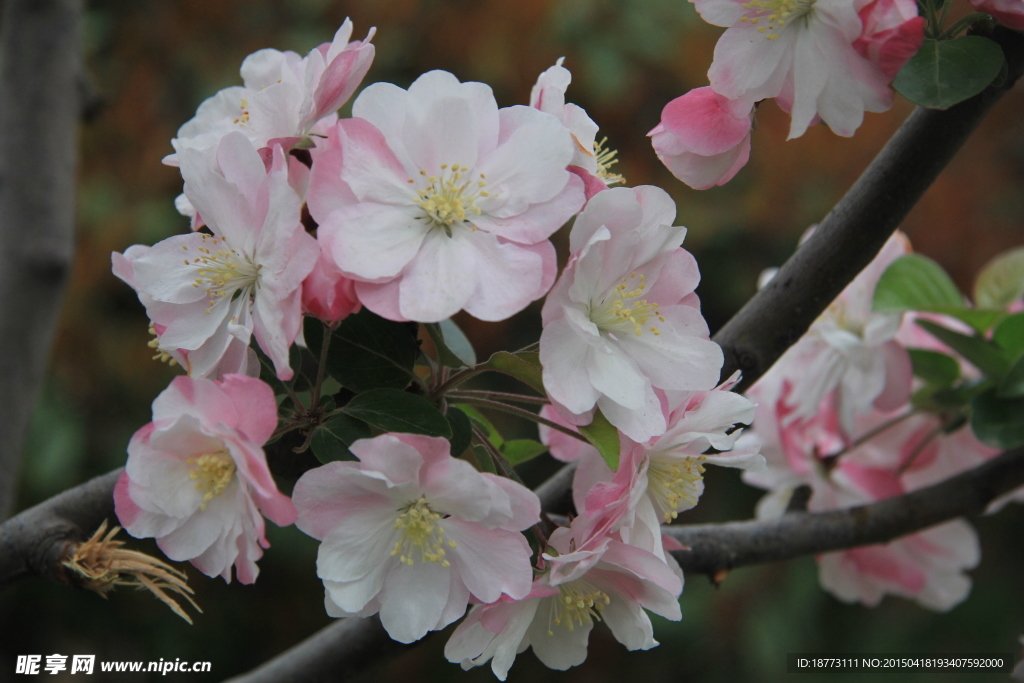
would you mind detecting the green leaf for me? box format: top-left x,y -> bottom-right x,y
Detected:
974,247 -> 1024,309
310,413 -> 372,464
872,254 -> 963,313
425,320 -> 477,368
483,351 -> 545,395
907,349 -> 960,386
999,355 -> 1024,399
993,312 -> 1024,360
471,444 -> 497,474
445,406 -> 474,457
340,389 -> 452,438
893,36 -> 1005,110
970,386 -> 1024,449
500,439 -> 548,466
311,310 -> 419,393
932,307 -> 1005,334
452,404 -> 503,447
578,409 -> 620,470
916,319 -> 1011,380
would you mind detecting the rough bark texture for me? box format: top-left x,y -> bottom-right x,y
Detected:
667,446 -> 1024,575
0,0 -> 83,519
0,469 -> 119,588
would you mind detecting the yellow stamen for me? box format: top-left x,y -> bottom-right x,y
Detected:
390,497 -> 451,567
413,163 -> 488,236
187,451 -> 235,511
647,454 -> 707,522
590,272 -> 662,337
545,580 -> 610,635
593,137 -> 625,186
740,0 -> 815,39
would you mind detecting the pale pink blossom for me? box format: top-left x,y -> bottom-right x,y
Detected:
300,245 -> 361,324
292,433 -> 540,643
693,0 -> 897,139
166,20 -> 375,165
539,185 -> 723,442
446,505 -> 682,679
114,375 -> 295,584
307,70 -> 584,323
968,0 -> 1024,30
742,382 -> 982,610
530,58 -> 622,198
649,87 -> 755,190
853,0 -> 926,78
756,230 -> 913,432
114,134 -> 319,380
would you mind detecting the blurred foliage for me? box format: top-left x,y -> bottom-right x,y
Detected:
3,0 -> 1024,680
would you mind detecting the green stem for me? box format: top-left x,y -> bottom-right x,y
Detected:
938,12 -> 992,39
309,323 -> 334,411
457,396 -> 591,444
448,389 -> 549,405
430,366 -> 488,399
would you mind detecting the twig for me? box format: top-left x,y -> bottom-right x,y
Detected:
456,396 -> 591,444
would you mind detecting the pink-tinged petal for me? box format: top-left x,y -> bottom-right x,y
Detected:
567,165 -> 609,202
463,237 -> 556,322
873,340 -> 912,411
599,593 -> 658,650
378,560 -> 452,643
293,467 -> 391,539
397,229 -> 479,323
319,203 -> 427,281
353,278 -> 408,322
482,474 -> 541,531
656,87 -> 753,157
690,0 -> 749,26
130,233 -> 215,305
474,106 -> 575,212
539,404 -> 599,463
306,147 -> 357,223
405,70 -> 501,160
401,93 -> 482,176
526,610 -> 593,671
540,319 -> 601,414
217,374 -> 278,444
302,39 -> 375,127
969,0 -> 1024,30
315,504 -> 399,583
350,433 -> 427,488
215,130 -> 268,206
598,389 -> 667,443
652,133 -> 751,190
471,173 -> 584,245
567,186 -> 644,254
336,116 -> 417,206
444,520 -> 534,603
708,24 -> 793,102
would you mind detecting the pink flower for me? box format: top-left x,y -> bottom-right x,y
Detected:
530,58 -> 622,197
742,381 -> 983,610
539,185 -> 723,441
114,134 -> 319,380
166,20 -> 375,165
292,433 -> 540,644
968,0 -> 1024,30
853,0 -> 926,78
300,245 -> 361,324
755,231 -> 913,432
307,70 -> 584,322
446,500 -> 682,678
649,87 -> 755,190
114,375 -> 295,584
693,0 -> 896,139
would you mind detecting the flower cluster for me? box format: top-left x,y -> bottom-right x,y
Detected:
650,0 -> 927,188
107,12 -> 1021,679
110,21 -> 767,676
740,231 -> 1001,610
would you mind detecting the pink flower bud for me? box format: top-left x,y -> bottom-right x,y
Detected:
854,0 -> 927,79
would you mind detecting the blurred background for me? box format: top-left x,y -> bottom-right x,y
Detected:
3,0 -> 1024,680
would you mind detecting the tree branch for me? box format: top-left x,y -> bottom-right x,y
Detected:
714,26 -> 1024,393
667,445 -> 1024,575
0,469 -> 119,588
221,617 -> 417,683
0,0 -> 84,520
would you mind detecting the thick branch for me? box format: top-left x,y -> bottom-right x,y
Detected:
715,27 -> 1024,392
0,0 -> 84,519
668,446 -> 1024,575
0,469 -> 119,588
221,617 -> 416,683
